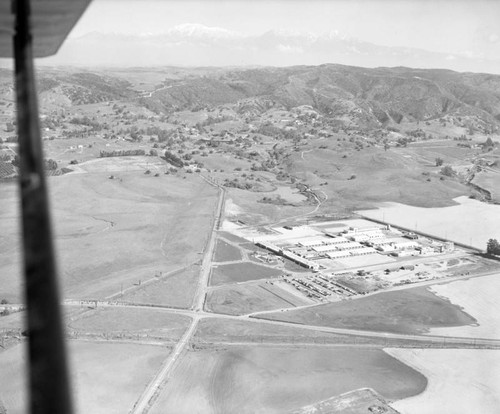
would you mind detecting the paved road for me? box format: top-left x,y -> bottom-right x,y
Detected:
62,299 -> 500,349
129,316 -> 200,414
192,176 -> 225,311
127,175 -> 225,413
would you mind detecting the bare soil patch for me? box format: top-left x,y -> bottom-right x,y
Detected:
388,348 -> 500,414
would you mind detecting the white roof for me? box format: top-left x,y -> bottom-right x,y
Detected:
296,236 -> 332,247
312,244 -> 339,252
326,251 -> 351,259
351,247 -> 377,254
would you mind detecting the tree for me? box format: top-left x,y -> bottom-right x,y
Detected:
435,157 -> 444,167
487,239 -> 500,255
440,165 -> 455,177
44,159 -> 58,170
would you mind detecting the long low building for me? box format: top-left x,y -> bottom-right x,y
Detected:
323,234 -> 350,244
350,247 -> 377,256
256,241 -> 282,254
312,241 -> 364,253
296,236 -> 334,247
326,251 -> 351,259
282,250 -> 320,271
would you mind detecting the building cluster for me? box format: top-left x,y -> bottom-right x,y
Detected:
256,221 -> 454,272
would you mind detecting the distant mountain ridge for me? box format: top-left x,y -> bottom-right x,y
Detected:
19,63 -> 500,133
40,24 -> 500,75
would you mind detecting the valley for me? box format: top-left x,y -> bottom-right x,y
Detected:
1,63 -> 500,413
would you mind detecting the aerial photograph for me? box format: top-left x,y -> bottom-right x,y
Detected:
1,0 -> 500,413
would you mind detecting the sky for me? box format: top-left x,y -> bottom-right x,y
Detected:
69,0 -> 500,61
0,0 -> 495,71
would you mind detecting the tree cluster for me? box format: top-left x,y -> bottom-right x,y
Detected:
99,149 -> 145,158
487,239 -> 500,255
162,150 -> 184,168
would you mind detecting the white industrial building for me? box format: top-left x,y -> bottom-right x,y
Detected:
282,250 -> 320,271
297,236 -> 333,247
323,234 -> 350,244
335,241 -> 364,251
326,251 -> 351,259
377,244 -> 396,252
351,247 -> 377,256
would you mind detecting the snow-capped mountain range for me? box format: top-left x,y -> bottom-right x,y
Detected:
42,23 -> 500,74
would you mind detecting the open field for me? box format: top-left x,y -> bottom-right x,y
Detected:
427,273 -> 500,339
473,171 -> 500,201
224,187 -> 315,226
0,311 -> 23,330
1,166 -> 218,302
0,340 -> 168,414
359,196 -> 500,250
193,318 -> 447,347
209,262 -> 282,286
260,287 -> 476,335
395,141 -> 479,167
0,182 -> 22,302
194,317 -> 362,344
213,238 -> 242,262
120,265 -> 200,308
272,185 -> 308,203
205,283 -> 300,315
387,348 -> 500,414
150,346 -> 426,414
66,307 -> 191,342
290,147 -> 469,212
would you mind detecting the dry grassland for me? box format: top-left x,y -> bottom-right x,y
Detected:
0,182 -> 22,302
66,307 -> 191,341
0,341 -> 168,414
0,311 -> 23,331
473,171 -> 500,201
290,147 -> 468,211
260,287 -> 476,334
213,239 -> 242,262
205,283 -> 297,315
150,346 -> 426,414
120,265 -> 200,308
210,262 -> 282,286
225,187 -> 315,225
193,318 -> 420,346
1,167 -> 218,301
